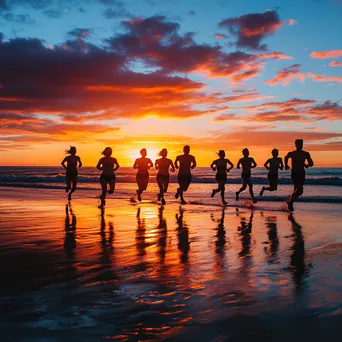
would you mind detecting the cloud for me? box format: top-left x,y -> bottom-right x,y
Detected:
2,118 -> 120,141
266,64 -> 306,85
8,0 -> 52,10
102,0 -> 130,18
212,131 -> 342,151
246,98 -> 316,110
2,12 -> 35,24
231,68 -> 261,84
213,113 -> 237,122
0,0 -> 9,10
0,15 -> 304,147
310,50 -> 342,59
221,92 -> 275,103
307,100 -> 342,119
107,16 -> 290,83
43,9 -> 63,18
103,7 -> 123,18
308,73 -> 342,83
257,51 -> 293,59
215,33 -> 227,39
1,34 -> 238,127
218,10 -> 283,50
330,61 -> 342,67
67,28 -> 92,39
243,99 -> 342,122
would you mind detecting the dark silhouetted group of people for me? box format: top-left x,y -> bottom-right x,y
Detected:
61,139 -> 314,212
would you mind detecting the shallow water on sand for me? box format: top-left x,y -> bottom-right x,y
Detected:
1,188 -> 342,341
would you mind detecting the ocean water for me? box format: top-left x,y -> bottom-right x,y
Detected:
0,167 -> 341,204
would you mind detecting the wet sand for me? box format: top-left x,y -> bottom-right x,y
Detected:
1,187 -> 342,341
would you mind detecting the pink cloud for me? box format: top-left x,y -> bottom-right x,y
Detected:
308,73 -> 342,83
215,33 -> 227,39
310,50 -> 342,59
265,64 -> 306,86
213,113 -> 237,122
258,52 -> 293,59
330,61 -> 342,67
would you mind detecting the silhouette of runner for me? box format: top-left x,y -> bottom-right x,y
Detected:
174,145 -> 196,205
61,146 -> 82,201
210,150 -> 234,206
260,149 -> 284,196
155,148 -> 175,205
96,147 -> 120,208
285,139 -> 314,212
133,148 -> 153,201
235,148 -> 257,203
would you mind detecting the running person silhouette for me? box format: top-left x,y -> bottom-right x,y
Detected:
133,148 -> 153,201
285,139 -> 314,212
175,145 -> 196,205
61,146 -> 82,201
260,149 -> 284,196
210,150 -> 234,206
96,147 -> 120,208
235,148 -> 257,203
155,148 -> 175,205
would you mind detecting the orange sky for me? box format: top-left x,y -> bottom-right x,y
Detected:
1,117 -> 342,167
1,8 -> 342,167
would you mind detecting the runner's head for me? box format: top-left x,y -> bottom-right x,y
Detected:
159,148 -> 168,157
218,150 -> 225,158
183,145 -> 190,155
140,148 -> 147,157
295,139 -> 303,150
66,146 -> 77,155
272,148 -> 279,157
102,147 -> 112,157
242,148 -> 249,157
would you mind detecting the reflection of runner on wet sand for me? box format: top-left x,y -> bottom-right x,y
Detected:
176,207 -> 190,264
134,149 -> 153,202
263,215 -> 279,265
175,145 -> 196,205
211,209 -> 226,255
156,206 -> 167,264
64,203 -> 76,257
237,211 -> 254,274
211,209 -> 227,270
136,207 -> 147,257
99,207 -> 114,265
288,214 -> 309,294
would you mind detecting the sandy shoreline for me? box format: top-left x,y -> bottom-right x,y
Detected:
1,187 -> 342,341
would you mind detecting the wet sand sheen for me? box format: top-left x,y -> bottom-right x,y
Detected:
0,187 -> 342,341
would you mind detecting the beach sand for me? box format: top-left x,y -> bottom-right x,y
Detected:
1,187 -> 342,341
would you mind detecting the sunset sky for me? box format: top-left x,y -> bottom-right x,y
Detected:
1,0 -> 342,166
